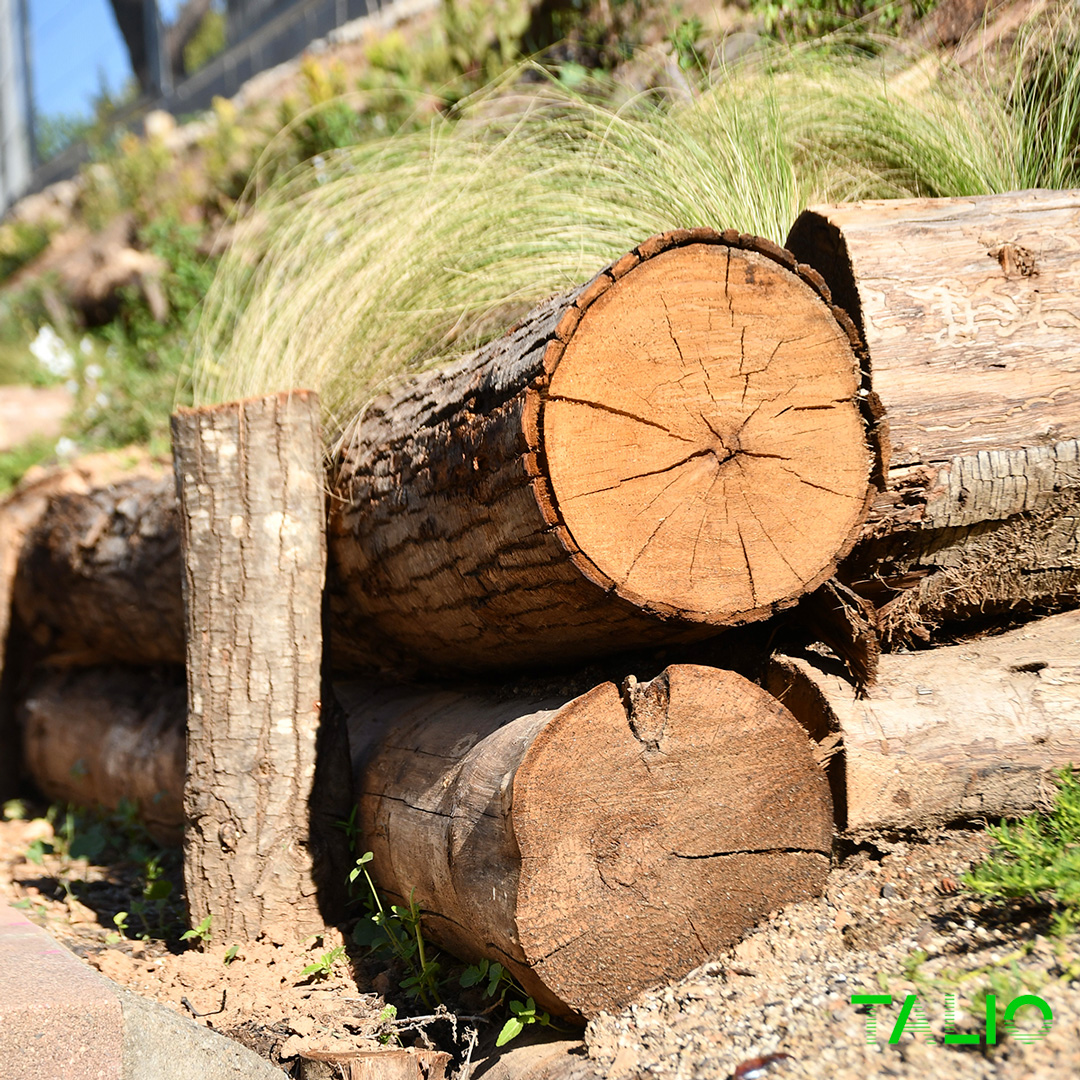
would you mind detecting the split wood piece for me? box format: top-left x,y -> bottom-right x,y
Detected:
341,663 -> 832,1020
786,191 -> 1080,647
19,665 -> 185,846
329,228 -> 872,672
173,391 -> 330,942
765,608 -> 1080,834
13,473 -> 184,666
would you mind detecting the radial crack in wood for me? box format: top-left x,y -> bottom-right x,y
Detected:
330,231 -> 872,672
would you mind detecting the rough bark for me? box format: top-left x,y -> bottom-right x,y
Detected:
13,473 -> 184,666
0,451 -> 166,798
342,663 -> 833,1020
172,391 -> 329,942
329,228 -> 873,673
19,665 -> 186,845
765,608 -> 1080,834
786,190 -> 1080,646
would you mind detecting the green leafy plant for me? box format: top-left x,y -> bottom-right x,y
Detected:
965,764 -> 1080,935
12,800 -> 184,941
665,15 -> 707,76
350,852 -> 442,1008
181,913 -> 214,946
299,943 -> 347,980
460,957 -> 560,1046
224,943 -> 241,965
106,910 -> 130,945
497,996 -> 553,1047
0,220 -> 53,283
183,6 -> 227,75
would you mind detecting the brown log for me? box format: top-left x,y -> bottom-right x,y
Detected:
172,391 -> 337,942
342,663 -> 832,1020
765,608 -> 1080,834
786,190 -> 1080,646
0,450 -> 167,797
18,665 -> 185,846
13,473 -> 184,666
329,228 -> 873,673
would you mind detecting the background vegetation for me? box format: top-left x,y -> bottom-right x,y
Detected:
0,0 -> 1078,476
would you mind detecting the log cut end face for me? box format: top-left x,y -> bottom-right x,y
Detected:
511,663 -> 833,1018
542,243 -> 870,624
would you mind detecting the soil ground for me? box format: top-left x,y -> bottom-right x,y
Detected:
3,808 -> 1079,1079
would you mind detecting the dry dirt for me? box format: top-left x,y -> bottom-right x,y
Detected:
3,807 -> 1080,1079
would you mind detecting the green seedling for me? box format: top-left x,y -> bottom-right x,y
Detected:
497,997 -> 555,1047
106,910 -> 130,945
181,914 -> 214,946
462,957 -> 564,1046
350,852 -> 442,1008
299,944 -> 346,980
224,944 -> 241,965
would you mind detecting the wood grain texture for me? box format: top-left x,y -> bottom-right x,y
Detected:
172,391 -> 328,942
787,191 -> 1080,641
19,665 -> 186,845
329,230 -> 871,673
766,608 -> 1080,833
342,664 -> 832,1019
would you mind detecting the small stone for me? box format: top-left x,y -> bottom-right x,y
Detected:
881,884 -> 897,899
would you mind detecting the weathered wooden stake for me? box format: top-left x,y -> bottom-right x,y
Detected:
172,390 -> 328,941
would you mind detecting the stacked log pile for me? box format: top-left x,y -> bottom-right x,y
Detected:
786,189 -> 1080,647
2,197 -> 1079,1022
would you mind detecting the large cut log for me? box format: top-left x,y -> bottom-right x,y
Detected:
0,450 -> 167,797
329,228 -> 873,672
173,391 -> 349,941
786,190 -> 1080,646
766,608 -> 1080,834
13,473 -> 183,666
19,665 -> 185,845
342,663 -> 832,1019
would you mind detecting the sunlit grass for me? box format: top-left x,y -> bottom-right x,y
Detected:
191,22 -> 1080,439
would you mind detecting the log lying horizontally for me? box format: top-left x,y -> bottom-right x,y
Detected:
329,229 -> 873,672
342,663 -> 833,1019
13,473 -> 183,666
19,665 -> 186,845
786,190 -> 1080,646
765,609 -> 1080,834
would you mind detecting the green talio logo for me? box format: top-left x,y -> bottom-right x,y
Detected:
851,992 -> 1053,1045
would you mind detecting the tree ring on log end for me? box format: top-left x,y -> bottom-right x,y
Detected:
511,664 -> 832,1018
541,242 -> 871,623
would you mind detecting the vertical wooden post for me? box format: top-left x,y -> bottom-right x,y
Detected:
172,391 -> 327,942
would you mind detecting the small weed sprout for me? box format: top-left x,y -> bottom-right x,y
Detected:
181,914 -> 214,947
106,911 -> 129,945
299,944 -> 346,981
350,852 -> 442,1008
224,944 -> 241,965
460,959 -> 558,1046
